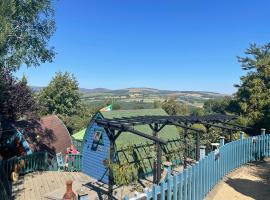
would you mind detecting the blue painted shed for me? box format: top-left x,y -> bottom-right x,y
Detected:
82,112 -> 110,183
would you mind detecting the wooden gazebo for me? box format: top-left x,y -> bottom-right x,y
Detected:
95,114 -> 244,198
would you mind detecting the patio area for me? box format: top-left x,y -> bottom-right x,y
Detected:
12,171 -> 105,200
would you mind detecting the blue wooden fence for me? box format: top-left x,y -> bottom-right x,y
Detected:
126,133 -> 270,200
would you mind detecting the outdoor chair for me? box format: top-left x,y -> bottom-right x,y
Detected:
56,153 -> 65,171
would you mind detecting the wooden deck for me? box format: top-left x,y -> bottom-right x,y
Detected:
11,166 -> 185,200
12,171 -> 109,200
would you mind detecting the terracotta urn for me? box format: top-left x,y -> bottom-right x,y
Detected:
63,180 -> 77,200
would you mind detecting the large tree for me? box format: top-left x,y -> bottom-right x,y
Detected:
161,97 -> 181,116
0,0 -> 56,71
0,0 -> 56,127
0,69 -> 36,121
235,43 -> 270,129
38,72 -> 81,116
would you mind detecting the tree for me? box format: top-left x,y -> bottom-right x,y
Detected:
203,97 -> 232,114
38,72 -> 81,116
161,96 -> 181,115
0,69 -> 36,121
153,100 -> 161,108
235,43 -> 270,129
0,0 -> 56,71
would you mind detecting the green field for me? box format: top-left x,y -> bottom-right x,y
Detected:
72,108 -> 181,147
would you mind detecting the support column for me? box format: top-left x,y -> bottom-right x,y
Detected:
261,128 -> 266,159
156,142 -> 162,183
205,126 -> 210,154
240,132 -> 244,140
152,123 -> 162,184
220,136 -> 225,146
108,131 -> 115,200
261,128 -> 266,136
229,130 -> 233,142
196,131 -> 200,161
200,146 -> 206,160
184,128 -> 188,168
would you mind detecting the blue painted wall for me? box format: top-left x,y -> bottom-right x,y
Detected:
82,113 -> 110,183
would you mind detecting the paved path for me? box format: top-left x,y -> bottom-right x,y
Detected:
206,158 -> 270,200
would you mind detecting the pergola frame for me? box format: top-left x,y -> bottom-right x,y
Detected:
95,114 -> 242,198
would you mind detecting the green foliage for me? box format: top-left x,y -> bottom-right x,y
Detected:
0,69 -> 36,121
153,100 -> 161,108
109,145 -> 141,198
133,102 -> 145,110
190,107 -> 205,116
38,72 -> 81,116
162,96 -> 192,116
0,0 -> 56,71
64,103 -> 98,134
161,96 -> 181,115
235,43 -> 270,129
112,103 -> 121,110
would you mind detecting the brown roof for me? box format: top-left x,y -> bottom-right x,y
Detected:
14,115 -> 72,155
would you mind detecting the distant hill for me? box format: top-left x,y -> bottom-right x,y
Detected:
80,87 -> 227,97
79,88 -> 111,93
31,86 -> 228,108
31,86 -> 227,97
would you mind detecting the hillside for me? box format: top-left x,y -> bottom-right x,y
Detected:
79,87 -> 229,108
32,86 -> 228,108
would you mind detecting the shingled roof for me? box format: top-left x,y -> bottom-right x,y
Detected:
15,115 -> 72,155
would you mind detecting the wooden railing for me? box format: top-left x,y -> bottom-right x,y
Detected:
72,139 -> 83,153
2,151 -> 48,176
0,163 -> 11,200
125,133 -> 270,200
67,154 -> 82,172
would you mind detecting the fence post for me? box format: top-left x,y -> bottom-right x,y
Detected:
261,128 -> 266,136
219,136 -> 225,146
200,146 -> 206,160
44,152 -> 48,170
261,128 -> 266,159
240,132 -> 244,140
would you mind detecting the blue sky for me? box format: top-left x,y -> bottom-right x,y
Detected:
17,0 -> 270,94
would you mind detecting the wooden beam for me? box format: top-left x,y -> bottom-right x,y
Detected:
168,121 -> 204,133
200,122 -> 238,131
126,127 -> 166,144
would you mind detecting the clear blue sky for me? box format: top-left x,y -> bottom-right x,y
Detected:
17,0 -> 270,94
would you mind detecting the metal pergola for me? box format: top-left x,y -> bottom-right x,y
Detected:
95,114 -> 244,198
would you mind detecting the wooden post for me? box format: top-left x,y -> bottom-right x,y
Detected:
108,130 -> 115,200
199,146 -> 206,160
153,160 -> 157,184
261,128 -> 266,136
229,130 -> 233,142
240,132 -> 244,140
184,128 -> 188,168
152,123 -> 162,184
156,142 -> 162,183
220,136 -> 225,146
196,131 -> 200,161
